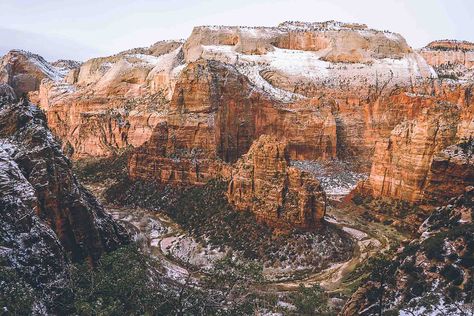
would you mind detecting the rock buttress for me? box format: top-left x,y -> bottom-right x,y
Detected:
227,135 -> 326,230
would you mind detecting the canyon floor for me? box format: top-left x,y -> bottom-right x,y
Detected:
75,155 -> 410,313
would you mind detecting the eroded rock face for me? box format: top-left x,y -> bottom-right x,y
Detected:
424,140 -> 474,203
38,43 -> 184,158
0,99 -> 129,263
128,60 -> 337,185
0,49 -> 67,97
227,135 -> 326,230
178,21 -> 436,167
357,105 -> 460,201
342,187 -> 474,315
419,40 -> 474,80
184,21 -> 413,63
25,21 -> 437,164
354,84 -> 474,203
1,21 -> 440,166
0,146 -> 70,313
6,22 -> 472,208
0,97 -> 129,312
0,83 -> 16,102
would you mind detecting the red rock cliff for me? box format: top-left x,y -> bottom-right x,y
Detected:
38,42 -> 184,158
419,40 -> 474,80
128,59 -> 337,185
227,135 -> 326,230
355,84 -> 474,203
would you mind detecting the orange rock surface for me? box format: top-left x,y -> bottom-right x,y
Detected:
227,135 -> 326,229
419,40 -> 474,80
128,59 -> 338,185
0,49 -> 67,97
3,21 -> 473,207
38,41 -> 183,158
354,83 -> 474,203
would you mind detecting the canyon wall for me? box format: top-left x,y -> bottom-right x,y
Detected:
0,49 -> 69,97
3,22 -> 473,207
0,97 -> 129,263
423,141 -> 474,203
0,95 -> 129,312
30,21 -> 436,162
355,83 -> 474,203
36,41 -> 184,158
128,59 -> 337,185
184,21 -> 413,63
419,40 -> 474,80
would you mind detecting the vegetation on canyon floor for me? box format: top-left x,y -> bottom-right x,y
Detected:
74,151 -> 354,276
69,153 -> 357,313
3,243 -> 290,315
105,176 -> 354,276
352,194 -> 427,233
349,190 -> 474,315
71,153 -> 474,315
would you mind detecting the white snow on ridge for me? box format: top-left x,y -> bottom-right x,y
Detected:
382,31 -> 402,41
200,44 -> 436,102
145,47 -> 183,73
12,50 -> 69,82
31,58 -> 65,82
0,145 -> 36,200
128,53 -> 164,65
265,48 -> 331,78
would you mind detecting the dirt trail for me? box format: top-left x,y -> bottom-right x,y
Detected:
107,206 -> 199,283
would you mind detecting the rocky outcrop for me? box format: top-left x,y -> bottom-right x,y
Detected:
117,40 -> 184,58
353,81 -> 474,203
37,43 -> 185,158
356,104 -> 461,202
0,146 -> 71,313
342,187 -> 474,315
0,49 -> 66,97
178,21 -> 436,167
0,99 -> 129,263
0,96 -> 129,312
424,140 -> 474,203
227,135 -> 326,230
128,24 -> 474,193
419,40 -> 474,80
0,83 -> 16,101
425,40 -> 474,51
184,21 -> 413,63
51,59 -> 81,70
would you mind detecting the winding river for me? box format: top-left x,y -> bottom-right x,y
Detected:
105,201 -> 407,293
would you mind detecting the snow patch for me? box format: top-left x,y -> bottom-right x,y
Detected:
291,160 -> 367,199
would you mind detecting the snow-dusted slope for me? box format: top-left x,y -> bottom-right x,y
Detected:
342,187 -> 474,315
0,144 -> 70,314
199,45 -> 435,102
0,49 -> 70,97
0,96 -> 129,313
181,21 -> 436,102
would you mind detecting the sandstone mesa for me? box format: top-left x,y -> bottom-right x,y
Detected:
1,21 -> 472,222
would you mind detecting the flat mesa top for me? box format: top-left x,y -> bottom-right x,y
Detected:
194,20 -> 401,38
